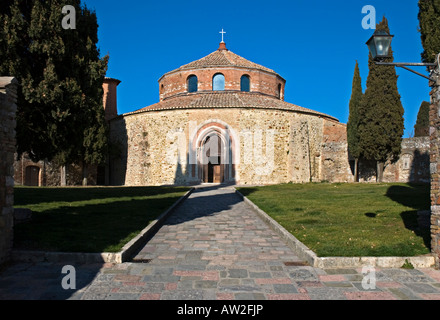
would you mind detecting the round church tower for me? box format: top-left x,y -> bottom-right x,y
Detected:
158,42 -> 286,101
109,42 -> 351,186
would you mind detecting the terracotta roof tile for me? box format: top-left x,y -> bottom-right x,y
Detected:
163,49 -> 279,77
123,92 -> 338,121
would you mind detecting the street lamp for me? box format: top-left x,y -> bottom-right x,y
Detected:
366,29 -> 440,266
366,30 -> 394,61
366,29 -> 439,81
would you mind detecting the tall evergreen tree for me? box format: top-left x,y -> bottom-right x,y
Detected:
358,17 -> 405,182
414,101 -> 430,137
347,61 -> 363,182
418,0 -> 440,63
0,0 -> 109,185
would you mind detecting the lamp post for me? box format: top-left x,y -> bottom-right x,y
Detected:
366,29 -> 440,266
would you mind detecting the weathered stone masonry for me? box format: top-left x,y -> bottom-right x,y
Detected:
430,65 -> 440,264
0,77 -> 18,265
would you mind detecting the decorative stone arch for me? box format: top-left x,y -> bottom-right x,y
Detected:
189,119 -> 240,184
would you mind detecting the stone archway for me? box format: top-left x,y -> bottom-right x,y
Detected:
190,121 -> 239,184
201,132 -> 225,183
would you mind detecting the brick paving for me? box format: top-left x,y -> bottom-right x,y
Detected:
1,185 -> 440,300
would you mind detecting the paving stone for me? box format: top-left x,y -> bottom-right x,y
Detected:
323,282 -> 354,288
404,283 -> 440,293
273,284 -> 298,294
324,269 -> 358,275
2,186 -> 440,301
235,292 -> 266,300
228,269 -> 248,278
289,269 -> 318,281
194,280 -> 218,289
388,287 -> 424,300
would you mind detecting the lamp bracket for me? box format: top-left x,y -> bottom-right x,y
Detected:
374,61 -> 438,82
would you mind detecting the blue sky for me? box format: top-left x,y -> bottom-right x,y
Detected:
83,0 -> 431,137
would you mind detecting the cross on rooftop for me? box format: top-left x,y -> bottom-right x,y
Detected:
219,29 -> 226,43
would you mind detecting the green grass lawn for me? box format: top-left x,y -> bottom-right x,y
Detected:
237,183 -> 431,257
13,186 -> 190,253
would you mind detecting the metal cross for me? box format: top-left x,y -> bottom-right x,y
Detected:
219,29 -> 226,43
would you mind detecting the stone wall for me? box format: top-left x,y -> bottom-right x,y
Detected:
320,120 -> 353,183
429,71 -> 440,264
0,77 -> 18,265
109,108 -> 351,186
356,137 -> 430,183
13,154 -> 99,187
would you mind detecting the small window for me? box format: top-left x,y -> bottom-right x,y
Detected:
187,75 -> 198,93
277,83 -> 282,99
241,75 -> 250,92
213,73 -> 225,91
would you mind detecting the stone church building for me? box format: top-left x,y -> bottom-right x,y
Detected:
14,41 -> 430,186
108,41 -> 353,186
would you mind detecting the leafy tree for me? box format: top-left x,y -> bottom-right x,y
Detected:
414,101 -> 430,137
358,17 -> 405,182
418,0 -> 440,63
0,0 -> 109,185
347,61 -> 363,182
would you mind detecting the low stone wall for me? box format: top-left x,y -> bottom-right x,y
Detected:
355,137 -> 430,183
0,77 -> 18,265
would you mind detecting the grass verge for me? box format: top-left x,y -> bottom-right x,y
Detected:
13,186 -> 190,253
237,183 -> 431,257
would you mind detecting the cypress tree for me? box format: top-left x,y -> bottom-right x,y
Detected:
418,0 -> 440,63
0,0 -> 109,185
414,101 -> 430,137
358,17 -> 405,182
347,61 -> 363,182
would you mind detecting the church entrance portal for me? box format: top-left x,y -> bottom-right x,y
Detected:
202,134 -> 224,183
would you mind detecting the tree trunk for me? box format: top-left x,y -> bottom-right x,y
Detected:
60,166 -> 67,186
354,158 -> 359,182
82,163 -> 88,186
376,161 -> 384,183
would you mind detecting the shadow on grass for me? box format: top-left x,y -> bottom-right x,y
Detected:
386,183 -> 431,251
385,183 -> 430,211
400,210 -> 432,251
14,186 -> 184,206
13,193 -> 185,253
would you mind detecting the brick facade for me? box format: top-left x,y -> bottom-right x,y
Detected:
0,77 -> 18,265
158,44 -> 286,102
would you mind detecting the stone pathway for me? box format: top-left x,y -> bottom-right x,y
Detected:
1,185 -> 440,300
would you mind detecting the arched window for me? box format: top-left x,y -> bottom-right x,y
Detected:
213,73 -> 225,91
277,83 -> 282,99
187,75 -> 198,93
240,75 -> 250,92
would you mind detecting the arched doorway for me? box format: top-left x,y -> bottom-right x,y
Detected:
201,133 -> 225,183
190,121 -> 238,185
